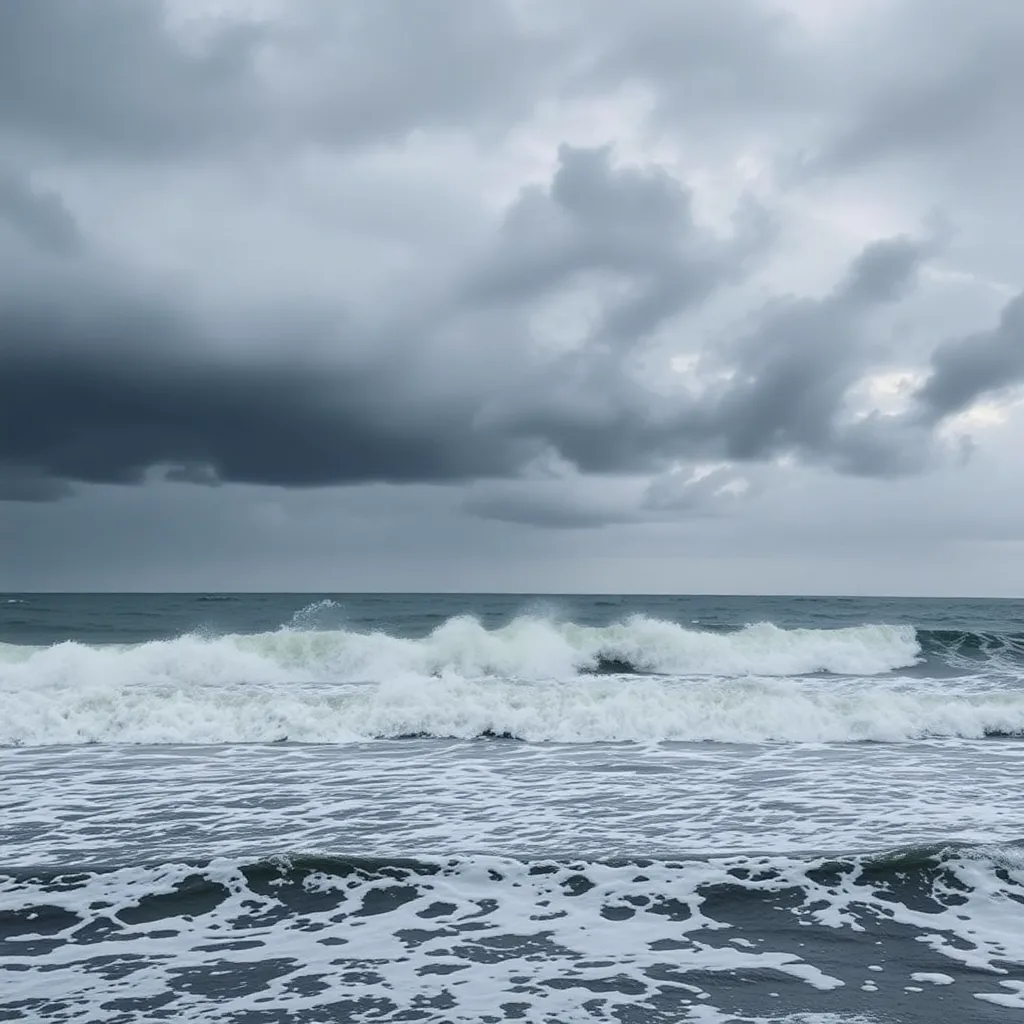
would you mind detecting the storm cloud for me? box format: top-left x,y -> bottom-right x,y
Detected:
1,0 -> 1023,591
915,292 -> 1024,424
0,149 -> 977,495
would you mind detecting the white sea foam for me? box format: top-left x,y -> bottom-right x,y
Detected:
2,846 -> 1021,1022
2,670 -> 1024,746
6,740 -> 1023,869
974,980 -> 1024,1008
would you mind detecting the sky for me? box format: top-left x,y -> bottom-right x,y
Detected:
2,0 -> 1024,595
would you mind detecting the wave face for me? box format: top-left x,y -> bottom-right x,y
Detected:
4,613 -> 1024,746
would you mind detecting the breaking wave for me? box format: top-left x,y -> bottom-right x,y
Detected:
4,612 -> 1024,746
5,671 -> 1024,746
0,614 -> 921,685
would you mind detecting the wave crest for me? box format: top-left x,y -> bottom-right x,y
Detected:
0,614 -> 922,688
17,614 -> 1016,747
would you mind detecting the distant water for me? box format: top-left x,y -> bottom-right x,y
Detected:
2,593 -> 1024,1022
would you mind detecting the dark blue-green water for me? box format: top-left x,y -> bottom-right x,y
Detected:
5,591 -> 1024,645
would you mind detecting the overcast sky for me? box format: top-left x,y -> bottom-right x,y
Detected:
2,0 -> 1023,594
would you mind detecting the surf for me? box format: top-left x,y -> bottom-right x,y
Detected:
4,671 -> 1024,746
5,843 -> 1023,995
0,613 -> 923,685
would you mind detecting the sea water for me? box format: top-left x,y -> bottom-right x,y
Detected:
2,593 -> 1023,1022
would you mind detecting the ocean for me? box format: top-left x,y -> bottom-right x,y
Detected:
2,593 -> 1023,1023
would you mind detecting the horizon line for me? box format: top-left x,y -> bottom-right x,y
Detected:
3,590 -> 1023,601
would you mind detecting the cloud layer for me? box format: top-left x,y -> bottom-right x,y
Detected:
1,0 -> 1023,589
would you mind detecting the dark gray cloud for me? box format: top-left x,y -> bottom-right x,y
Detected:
462,488 -> 636,530
468,144 -> 772,344
0,0 -> 562,160
709,235 -> 938,476
0,143 -> 766,497
0,464 -> 73,503
0,1 -> 262,158
915,291 -> 1024,423
5,0 -> 1018,179
0,302 -> 521,490
0,169 -> 81,254
0,194 -> 983,502
565,0 -> 807,135
476,232 -> 941,479
811,0 -> 1024,176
